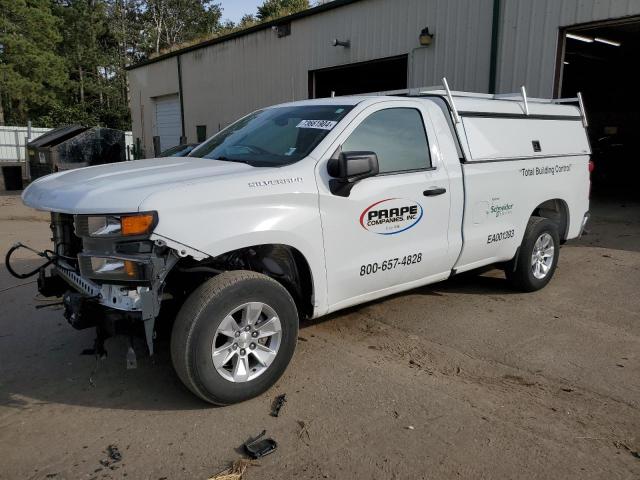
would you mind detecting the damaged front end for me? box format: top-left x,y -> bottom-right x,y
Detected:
7,211 -> 178,358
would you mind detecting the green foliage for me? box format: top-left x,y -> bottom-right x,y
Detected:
0,0 -> 68,125
256,0 -> 310,21
0,0 -> 312,129
143,0 -> 223,55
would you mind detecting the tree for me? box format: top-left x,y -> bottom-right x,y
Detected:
143,0 -> 223,55
256,0 -> 310,22
238,14 -> 257,28
0,0 -> 68,125
1,0 -> 311,129
55,0 -> 110,105
52,0 -> 133,129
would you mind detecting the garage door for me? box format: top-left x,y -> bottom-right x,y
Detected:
154,94 -> 181,152
310,55 -> 408,98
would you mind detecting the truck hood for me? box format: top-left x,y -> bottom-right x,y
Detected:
22,157 -> 253,214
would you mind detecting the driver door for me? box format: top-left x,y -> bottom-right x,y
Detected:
316,101 -> 453,311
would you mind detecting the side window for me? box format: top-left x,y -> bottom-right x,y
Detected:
341,108 -> 431,173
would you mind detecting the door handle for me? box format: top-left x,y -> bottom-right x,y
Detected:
423,187 -> 446,197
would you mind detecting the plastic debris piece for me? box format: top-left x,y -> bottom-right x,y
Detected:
126,346 -> 137,370
270,394 -> 286,417
243,430 -> 277,459
107,445 -> 122,462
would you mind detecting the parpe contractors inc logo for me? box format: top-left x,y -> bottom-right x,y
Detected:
360,198 -> 423,235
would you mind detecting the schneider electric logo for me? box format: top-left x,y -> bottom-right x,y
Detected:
490,203 -> 514,218
360,198 -> 423,235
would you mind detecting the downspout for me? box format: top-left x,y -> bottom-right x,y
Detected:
488,0 -> 501,94
176,55 -> 186,143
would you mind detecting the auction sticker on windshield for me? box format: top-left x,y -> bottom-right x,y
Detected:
297,120 -> 337,130
360,198 -> 423,235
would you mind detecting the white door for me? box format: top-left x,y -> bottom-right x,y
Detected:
155,94 -> 181,152
317,101 -> 453,311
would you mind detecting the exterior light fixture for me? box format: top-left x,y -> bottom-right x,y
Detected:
272,23 -> 291,38
419,27 -> 434,46
332,38 -> 350,48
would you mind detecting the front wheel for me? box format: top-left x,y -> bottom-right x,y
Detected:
506,216 -> 560,292
171,271 -> 298,405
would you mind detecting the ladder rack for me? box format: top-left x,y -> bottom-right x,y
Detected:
361,77 -> 588,127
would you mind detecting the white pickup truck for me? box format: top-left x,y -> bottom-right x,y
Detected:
17,83 -> 591,405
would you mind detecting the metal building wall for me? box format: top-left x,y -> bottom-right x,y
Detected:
128,0 -> 494,156
495,0 -> 640,97
128,58 -> 180,157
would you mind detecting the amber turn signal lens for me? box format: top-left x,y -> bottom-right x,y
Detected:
121,214 -> 155,236
124,260 -> 137,277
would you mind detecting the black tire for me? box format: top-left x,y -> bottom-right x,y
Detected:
170,270 -> 298,405
505,216 -> 560,292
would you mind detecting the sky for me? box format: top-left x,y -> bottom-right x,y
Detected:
219,0 -> 264,23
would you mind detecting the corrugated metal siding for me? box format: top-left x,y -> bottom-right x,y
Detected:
496,0 -> 640,97
0,127 -> 50,162
130,0 -> 494,156
128,58 -> 180,156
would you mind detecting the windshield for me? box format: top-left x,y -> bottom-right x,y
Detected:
160,144 -> 198,157
189,105 -> 354,167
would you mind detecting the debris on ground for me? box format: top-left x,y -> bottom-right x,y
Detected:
99,444 -> 123,469
208,459 -> 256,480
243,430 -> 277,459
126,345 -> 137,369
613,440 -> 640,460
503,374 -> 536,387
270,394 -> 286,417
406,425 -> 415,430
297,420 -> 311,445
107,444 -> 122,462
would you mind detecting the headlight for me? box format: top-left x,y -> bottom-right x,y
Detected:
76,212 -> 157,238
78,255 -> 150,283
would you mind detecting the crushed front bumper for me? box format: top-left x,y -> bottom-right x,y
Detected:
42,251 -> 178,355
55,260 -> 147,312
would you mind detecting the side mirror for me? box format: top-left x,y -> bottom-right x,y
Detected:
327,150 -> 379,196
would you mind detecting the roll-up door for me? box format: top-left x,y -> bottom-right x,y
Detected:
154,94 -> 181,152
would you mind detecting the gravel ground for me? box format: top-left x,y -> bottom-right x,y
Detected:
0,193 -> 638,480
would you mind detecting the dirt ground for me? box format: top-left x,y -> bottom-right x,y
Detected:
0,193 -> 638,480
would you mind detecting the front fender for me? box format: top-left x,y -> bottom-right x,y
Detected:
139,169 -> 328,316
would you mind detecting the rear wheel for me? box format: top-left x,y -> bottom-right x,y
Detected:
171,271 -> 298,405
506,216 -> 560,292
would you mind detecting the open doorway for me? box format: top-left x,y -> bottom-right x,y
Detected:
557,17 -> 640,198
309,55 -> 408,99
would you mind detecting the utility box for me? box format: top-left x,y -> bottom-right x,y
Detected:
27,125 -> 126,180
